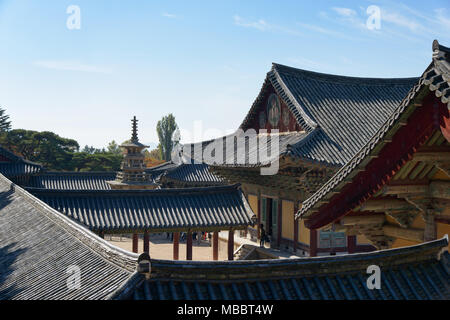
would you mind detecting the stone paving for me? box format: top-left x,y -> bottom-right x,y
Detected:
107,233 -> 230,261
107,231 -> 311,261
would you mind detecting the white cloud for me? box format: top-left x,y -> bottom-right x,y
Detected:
332,7 -> 356,17
296,22 -> 356,40
329,7 -> 366,30
435,8 -> 450,29
33,60 -> 112,74
381,10 -> 423,32
318,11 -> 328,19
233,15 -> 269,31
328,5 -> 440,38
162,12 -> 177,19
398,3 -> 435,24
233,15 -> 302,36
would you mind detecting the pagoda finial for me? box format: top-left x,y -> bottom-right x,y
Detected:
131,116 -> 139,142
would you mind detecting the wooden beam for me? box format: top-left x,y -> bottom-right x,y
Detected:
412,151 -> 450,162
385,211 -> 416,229
405,195 -> 439,213
430,181 -> 450,199
382,184 -> 428,195
359,199 -> 414,211
435,163 -> 450,178
345,226 -> 359,236
382,225 -> 424,242
431,201 -> 450,226
304,95 -> 438,230
333,223 -> 349,233
341,214 -> 385,226
423,213 -> 437,242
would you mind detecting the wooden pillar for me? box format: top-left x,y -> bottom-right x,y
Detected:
213,231 -> 219,261
277,199 -> 282,248
99,231 -> 104,239
347,235 -> 356,254
310,229 -> 317,257
143,230 -> 149,253
257,193 -> 261,239
293,202 -> 298,253
228,229 -> 234,261
265,198 -> 270,234
424,212 -> 437,242
132,233 -> 138,253
186,231 -> 193,260
173,232 -> 179,260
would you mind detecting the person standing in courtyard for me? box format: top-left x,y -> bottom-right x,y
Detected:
260,224 -> 267,248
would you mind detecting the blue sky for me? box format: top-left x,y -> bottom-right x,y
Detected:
0,0 -> 449,149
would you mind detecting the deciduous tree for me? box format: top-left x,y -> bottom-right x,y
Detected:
156,114 -> 178,161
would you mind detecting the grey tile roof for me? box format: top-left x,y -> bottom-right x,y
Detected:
147,162 -> 224,185
0,145 -> 29,163
146,162 -> 180,177
0,162 -> 42,178
297,40 -> 450,221
0,173 -> 136,300
179,59 -> 417,169
28,184 -> 255,233
245,64 -> 417,166
165,163 -> 224,184
26,171 -> 116,190
112,237 -> 450,300
0,145 -> 42,178
179,131 -> 308,168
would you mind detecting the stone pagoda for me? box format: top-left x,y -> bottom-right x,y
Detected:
107,116 -> 157,190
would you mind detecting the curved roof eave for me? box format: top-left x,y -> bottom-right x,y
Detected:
296,40 -> 450,227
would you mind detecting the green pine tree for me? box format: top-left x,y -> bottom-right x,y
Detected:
0,106 -> 11,132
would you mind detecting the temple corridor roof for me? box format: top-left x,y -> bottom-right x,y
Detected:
146,162 -> 224,186
0,162 -> 42,178
112,237 -> 450,300
27,184 -> 256,233
25,171 -> 116,190
0,171 -> 448,300
0,146 -> 42,178
0,173 -> 135,300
